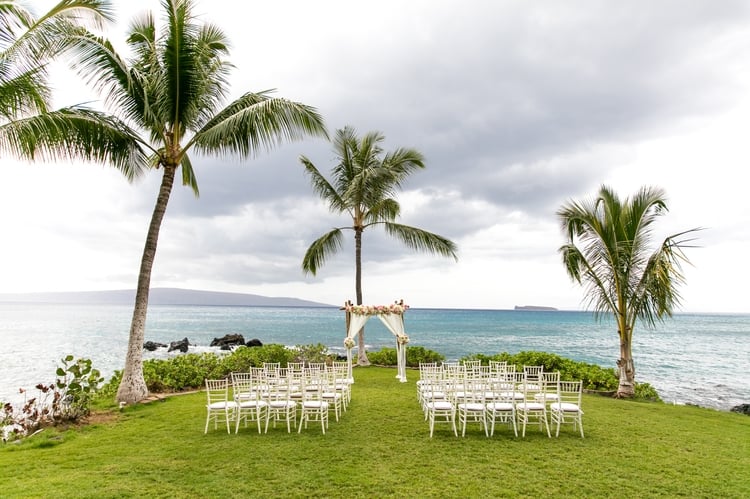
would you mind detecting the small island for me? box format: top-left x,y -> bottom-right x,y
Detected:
514,305 -> 558,311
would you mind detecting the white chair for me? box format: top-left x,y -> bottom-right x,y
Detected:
331,361 -> 353,408
298,368 -> 329,434
535,371 -> 561,404
523,365 -> 544,393
321,368 -> 345,422
262,362 -> 280,375
493,370 -> 525,405
204,379 -> 237,434
418,366 -> 445,418
287,362 -> 304,372
457,377 -> 488,437
489,360 -> 508,377
486,387 -> 518,438
549,380 -> 585,438
417,362 -> 438,398
265,372 -> 297,433
233,374 -> 269,434
423,375 -> 457,438
516,376 -> 551,438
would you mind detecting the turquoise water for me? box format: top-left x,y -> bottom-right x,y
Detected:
1,303 -> 748,410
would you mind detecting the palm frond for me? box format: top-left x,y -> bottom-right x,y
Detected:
191,91 -> 327,156
68,29 -> 149,126
366,197 -> 400,223
383,222 -> 458,260
302,229 -> 346,276
0,106 -> 148,180
0,2 -> 36,49
180,152 -> 199,197
299,155 -> 347,213
0,65 -> 48,119
2,0 -> 113,76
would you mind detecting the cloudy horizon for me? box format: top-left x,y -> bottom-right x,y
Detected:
2,0 -> 749,313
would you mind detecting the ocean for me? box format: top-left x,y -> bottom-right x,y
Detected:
1,303 -> 748,411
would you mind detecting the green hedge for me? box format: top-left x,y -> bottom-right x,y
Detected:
97,346 -> 659,402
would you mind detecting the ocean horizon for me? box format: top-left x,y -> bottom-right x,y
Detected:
1,302 -> 748,411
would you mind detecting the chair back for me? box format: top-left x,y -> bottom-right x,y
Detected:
206,378 -> 230,405
558,380 -> 583,407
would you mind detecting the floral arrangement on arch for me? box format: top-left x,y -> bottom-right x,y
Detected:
396,334 -> 410,345
343,337 -> 356,349
345,302 -> 409,316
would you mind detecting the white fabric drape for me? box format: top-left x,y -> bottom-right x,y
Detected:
377,313 -> 407,382
345,314 -> 369,382
344,310 -> 408,383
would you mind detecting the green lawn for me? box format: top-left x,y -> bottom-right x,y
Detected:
1,367 -> 749,498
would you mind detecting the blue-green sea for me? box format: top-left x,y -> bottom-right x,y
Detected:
1,303 -> 748,411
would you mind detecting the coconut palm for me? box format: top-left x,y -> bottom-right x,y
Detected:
69,0 -> 327,403
0,0 -> 141,172
557,185 -> 699,398
300,126 -> 457,365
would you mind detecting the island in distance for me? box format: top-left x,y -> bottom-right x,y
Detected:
0,287 -> 334,308
514,305 -> 558,311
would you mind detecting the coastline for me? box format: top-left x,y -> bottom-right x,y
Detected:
1,303 -> 748,411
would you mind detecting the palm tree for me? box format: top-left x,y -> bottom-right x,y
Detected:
0,0 -> 142,173
557,185 -> 699,398
69,0 -> 327,404
300,126 -> 457,365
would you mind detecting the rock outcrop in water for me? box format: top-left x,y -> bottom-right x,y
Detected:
210,334 -> 246,350
167,337 -> 190,353
143,341 -> 167,351
730,403 -> 750,416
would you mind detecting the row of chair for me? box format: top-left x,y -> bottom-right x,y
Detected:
417,362 -> 584,438
205,362 -> 353,435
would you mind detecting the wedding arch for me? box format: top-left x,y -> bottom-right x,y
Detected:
343,300 -> 409,383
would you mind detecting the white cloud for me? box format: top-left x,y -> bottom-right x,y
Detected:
3,0 -> 750,313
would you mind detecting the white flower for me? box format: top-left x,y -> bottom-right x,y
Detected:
345,302 -> 410,316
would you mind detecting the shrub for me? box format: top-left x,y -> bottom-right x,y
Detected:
291,343 -> 331,365
368,348 -> 398,366
142,352 -> 221,392
406,346 -> 445,366
97,344 -> 337,396
635,382 -> 661,402
461,351 -> 621,392
2,356 -> 104,441
367,346 -> 445,367
93,347 -> 659,403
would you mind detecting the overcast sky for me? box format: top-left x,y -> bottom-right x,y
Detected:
2,0 -> 749,312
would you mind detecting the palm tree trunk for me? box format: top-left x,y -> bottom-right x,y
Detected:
616,327 -> 636,398
354,227 -> 369,365
116,165 -> 177,404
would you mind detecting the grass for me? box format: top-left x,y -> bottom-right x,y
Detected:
1,366 -> 749,498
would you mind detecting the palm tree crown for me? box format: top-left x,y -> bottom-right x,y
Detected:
300,126 -> 457,364
68,0 -> 327,403
0,0 -> 143,174
557,184 -> 700,397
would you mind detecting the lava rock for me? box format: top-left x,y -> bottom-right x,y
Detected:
167,337 -> 190,353
210,333 -> 246,350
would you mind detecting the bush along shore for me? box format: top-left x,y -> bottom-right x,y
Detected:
1,344 -> 672,441
7,343 -> 749,441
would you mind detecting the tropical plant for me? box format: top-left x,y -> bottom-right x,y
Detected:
368,345 -> 445,367
299,126 -> 458,365
557,185 -> 699,397
1,355 -> 103,441
0,0 -> 141,171
68,0 -> 327,404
